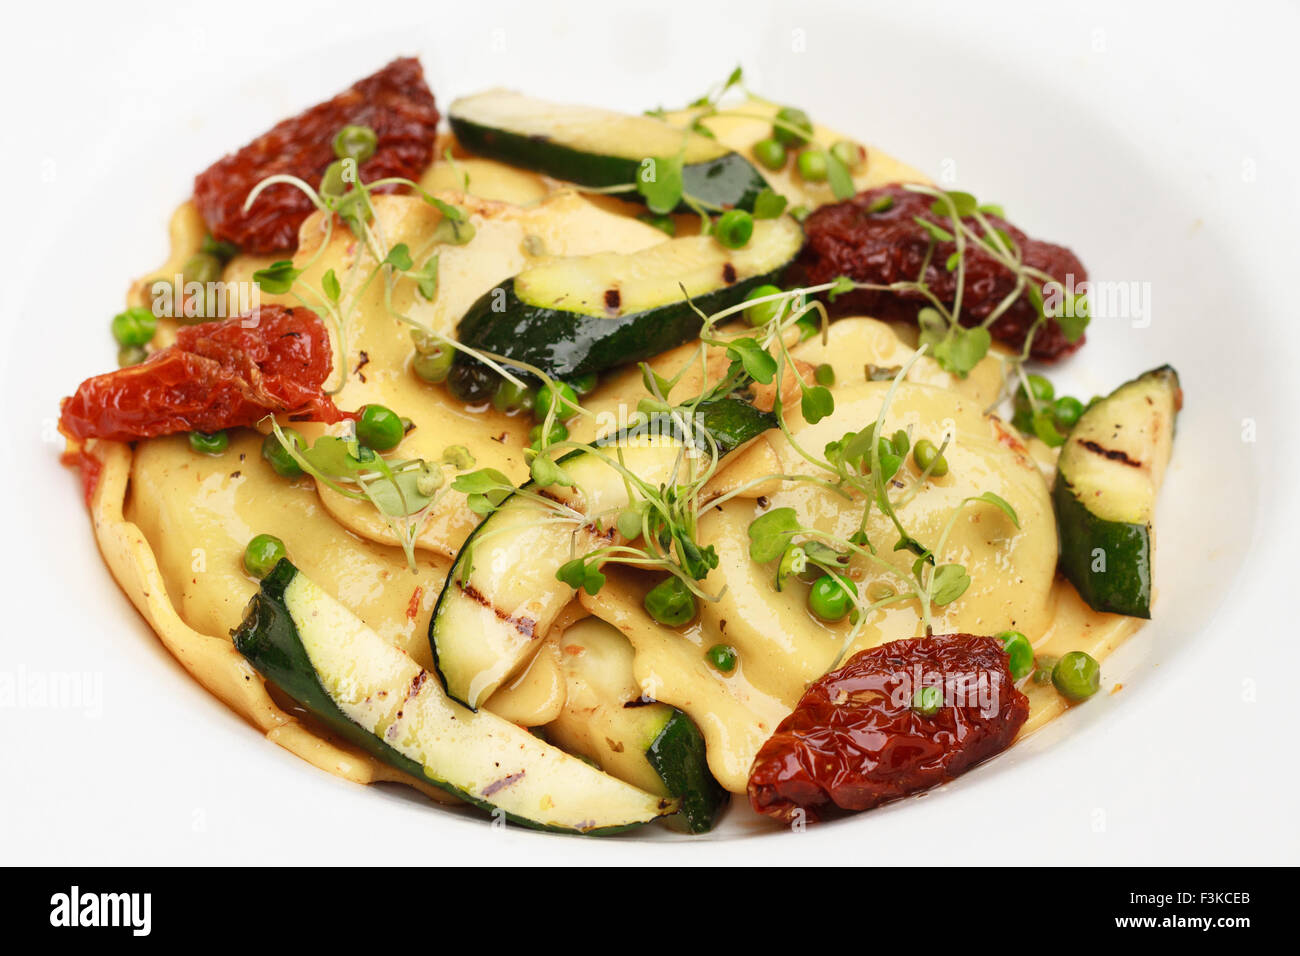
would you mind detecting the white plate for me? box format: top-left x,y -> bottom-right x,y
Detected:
3,0 -> 1298,864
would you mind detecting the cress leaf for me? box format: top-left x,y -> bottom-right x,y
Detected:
828,275 -> 855,302
322,268 -> 341,302
967,491 -> 1021,529
803,540 -> 849,566
753,188 -> 788,220
253,260 -> 301,294
825,150 -> 856,201
530,454 -> 575,488
930,190 -> 978,219
416,255 -> 440,301
556,558 -> 588,590
451,468 -> 511,495
913,216 -> 955,243
582,564 -> 607,596
931,563 -> 971,606
725,337 -> 778,385
385,243 -> 413,271
364,469 -> 435,517
801,384 -> 835,424
748,507 -> 801,563
637,154 -> 685,215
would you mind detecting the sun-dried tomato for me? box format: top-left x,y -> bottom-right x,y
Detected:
59,446 -> 103,509
748,633 -> 1029,823
794,185 -> 1087,362
193,57 -> 440,254
60,306 -> 349,443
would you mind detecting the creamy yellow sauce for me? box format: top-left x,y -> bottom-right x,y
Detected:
84,111 -> 1154,815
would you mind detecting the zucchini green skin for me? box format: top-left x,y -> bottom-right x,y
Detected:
646,710 -> 729,833
233,560 -> 654,835
429,398 -> 776,708
1052,364 -> 1180,618
450,114 -> 769,214
1052,480 -> 1152,618
454,270 -> 790,383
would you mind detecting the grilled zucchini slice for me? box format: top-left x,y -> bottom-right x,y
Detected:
1053,365 -> 1181,617
448,89 -> 770,213
233,560 -> 675,834
453,215 -> 803,382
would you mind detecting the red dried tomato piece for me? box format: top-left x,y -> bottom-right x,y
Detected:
748,633 -> 1029,824
794,185 -> 1087,362
60,305 -> 349,443
193,57 -> 440,254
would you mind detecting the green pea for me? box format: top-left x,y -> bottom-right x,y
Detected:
1031,409 -> 1066,448
243,533 -> 287,579
200,234 -> 240,263
913,438 -> 949,477
447,363 -> 498,404
261,429 -> 305,478
773,106 -> 813,147
911,685 -> 943,716
356,404 -> 405,451
189,430 -> 229,456
1015,374 -> 1055,408
333,124 -> 378,163
442,445 -> 475,469
492,378 -> 535,415
534,380 -> 580,421
182,252 -> 222,285
743,283 -> 785,327
111,306 -> 158,348
830,139 -> 867,172
568,372 -> 599,397
1052,651 -> 1101,702
117,345 -> 147,367
1032,655 -> 1059,685
797,150 -> 829,182
643,575 -> 696,627
411,332 -> 454,384
1052,395 -> 1085,430
714,209 -> 754,249
1011,406 -> 1035,435
415,463 -> 444,497
997,630 -> 1035,681
528,421 -> 568,450
752,137 -> 787,170
808,573 -> 858,622
813,363 -> 835,386
706,643 -> 738,674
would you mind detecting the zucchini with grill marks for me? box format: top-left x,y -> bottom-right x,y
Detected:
452,215 -> 804,382
232,560 -> 675,834
1053,365 -> 1181,618
448,89 -> 770,213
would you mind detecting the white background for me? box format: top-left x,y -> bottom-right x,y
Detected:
2,0 -> 1298,864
